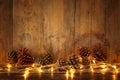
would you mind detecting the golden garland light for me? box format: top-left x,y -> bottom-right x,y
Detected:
23,68 -> 30,80
7,64 -> 12,72
4,62 -> 120,79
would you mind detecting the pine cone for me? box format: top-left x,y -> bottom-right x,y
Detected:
82,58 -> 90,65
79,47 -> 90,58
93,44 -> 107,61
57,58 -> 67,67
41,53 -> 54,65
68,54 -> 80,69
34,56 -> 43,64
8,50 -> 18,64
17,48 -> 34,65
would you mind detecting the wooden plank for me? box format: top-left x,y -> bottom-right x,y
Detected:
118,0 -> 120,62
62,0 -> 75,58
91,0 -> 110,62
0,0 -> 13,64
13,0 -> 26,49
41,0 -> 64,60
13,0 -> 44,55
105,0 -> 120,62
75,0 -> 92,50
91,0 -> 107,46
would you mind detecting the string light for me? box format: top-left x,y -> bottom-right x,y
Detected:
51,67 -> 54,78
112,65 -> 117,69
80,65 -> 83,75
23,68 -> 29,80
7,64 -> 12,72
70,69 -> 75,80
51,67 -> 54,72
65,70 -> 69,80
90,66 -> 94,73
101,68 -> 107,75
80,65 -> 83,69
112,65 -> 119,74
38,67 -> 43,73
4,62 -> 120,80
101,64 -> 107,69
92,60 -> 96,64
32,63 -> 35,68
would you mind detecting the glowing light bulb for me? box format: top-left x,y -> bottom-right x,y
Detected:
100,64 -> 107,74
66,70 -> 69,80
7,64 -> 12,68
112,65 -> 117,69
79,65 -> 83,76
23,68 -> 29,80
70,69 -> 75,80
112,65 -> 119,74
32,63 -> 35,67
80,65 -> 83,69
51,67 -> 54,78
37,67 -> 43,77
101,64 -> 107,69
92,60 -> 96,64
38,67 -> 43,73
90,66 -> 94,73
51,67 -> 54,72
7,64 -> 12,72
101,68 -> 107,75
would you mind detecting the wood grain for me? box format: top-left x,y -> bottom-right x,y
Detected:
75,0 -> 92,48
105,0 -> 120,62
0,0 -> 13,64
0,0 -> 120,63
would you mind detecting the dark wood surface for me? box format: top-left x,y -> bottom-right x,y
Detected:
0,0 -> 13,64
0,72 -> 119,80
0,0 -> 120,63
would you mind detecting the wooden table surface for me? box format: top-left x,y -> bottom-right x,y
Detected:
0,72 -> 120,80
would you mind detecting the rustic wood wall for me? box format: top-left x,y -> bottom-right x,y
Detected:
0,0 -> 120,63
0,0 -> 13,64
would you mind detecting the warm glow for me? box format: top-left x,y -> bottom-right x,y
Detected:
7,64 -> 12,72
70,69 -> 75,79
100,63 -> 108,74
7,64 -> 12,68
4,62 -> 120,79
90,66 -> 94,73
51,67 -> 54,72
80,65 -> 83,69
51,67 -> 54,78
92,60 -> 96,64
112,65 -> 119,74
32,63 -> 35,67
79,57 -> 82,62
23,68 -> 29,80
38,67 -> 43,73
101,64 -> 107,69
66,70 -> 69,80
112,65 -> 117,69
101,68 -> 107,75
79,65 -> 83,76
112,74 -> 117,80
115,69 -> 119,74
114,69 -> 119,74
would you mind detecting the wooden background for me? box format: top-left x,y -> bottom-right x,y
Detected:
0,0 -> 120,64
